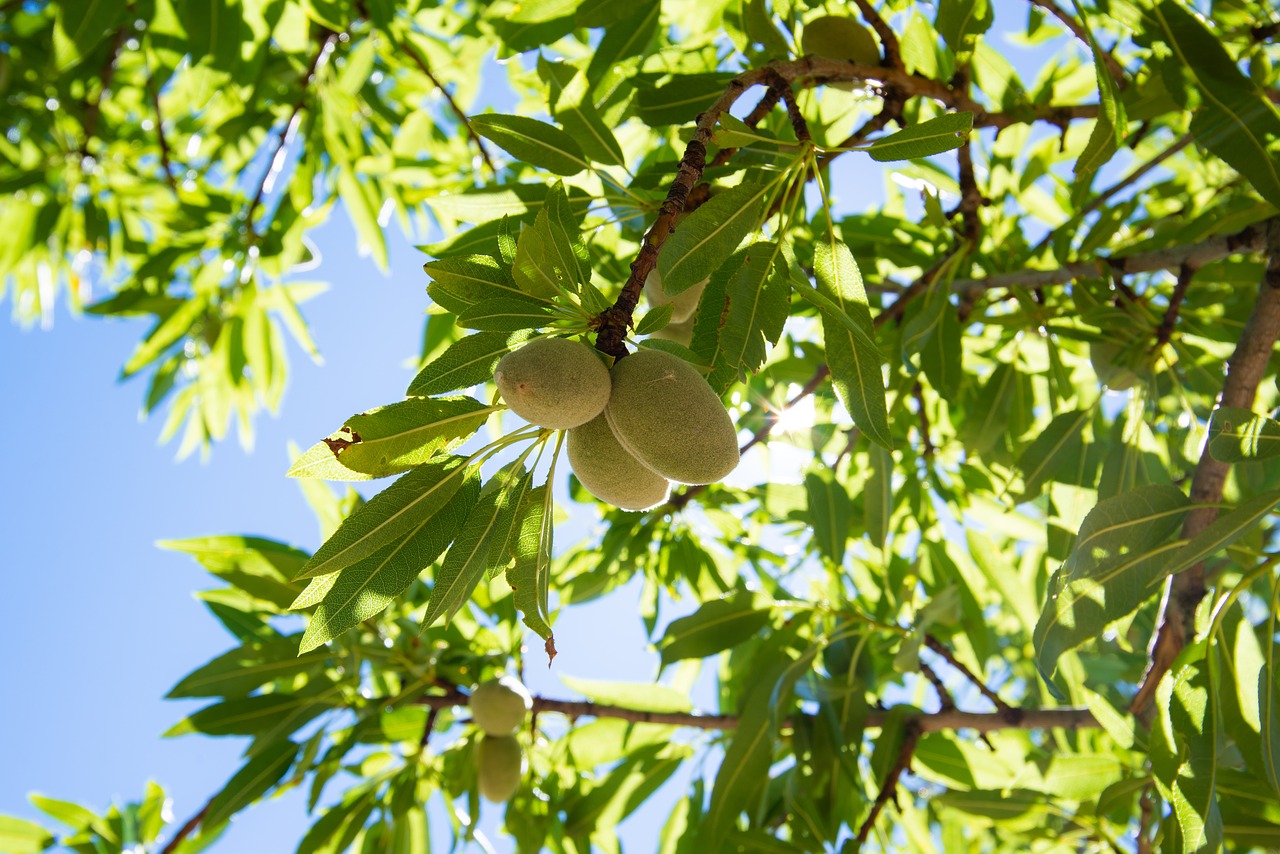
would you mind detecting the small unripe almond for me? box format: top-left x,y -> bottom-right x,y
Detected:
802,15 -> 880,65
477,734 -> 523,803
646,268 -> 708,325
494,338 -> 611,430
568,413 -> 671,511
470,676 -> 532,735
605,350 -> 740,485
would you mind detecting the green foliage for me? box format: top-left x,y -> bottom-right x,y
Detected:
9,0 -> 1280,850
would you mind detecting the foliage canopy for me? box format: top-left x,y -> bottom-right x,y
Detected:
4,0 -> 1280,851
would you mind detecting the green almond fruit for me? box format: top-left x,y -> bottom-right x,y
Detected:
568,413 -> 672,511
494,338 -> 612,430
470,675 -> 532,735
477,734 -> 523,803
801,15 -> 881,65
605,349 -> 740,485
646,268 -> 708,324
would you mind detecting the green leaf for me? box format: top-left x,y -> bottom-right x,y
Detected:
166,635 -> 329,698
421,463 -> 533,629
864,445 -> 893,549
699,644 -> 816,847
1151,657 -> 1223,852
27,796 -> 100,833
405,329 -> 531,397
512,208 -> 580,299
559,675 -> 693,713
470,113 -> 587,175
0,815 -> 53,854
203,739 -> 300,829
657,182 -> 767,295
121,294 -> 209,378
457,298 -> 555,332
935,0 -> 993,51
337,171 -> 388,270
510,0 -> 583,23
165,692 -> 331,738
1208,407 -> 1280,462
159,536 -> 309,611
1017,409 -> 1091,498
805,470 -> 852,564
809,238 -> 892,450
1075,25 -> 1127,178
295,467 -> 481,652
552,70 -> 626,166
297,455 -> 477,579
508,484 -> 555,642
707,242 -> 790,386
1145,1 -> 1280,209
1033,485 -> 1192,691
1154,489 -> 1280,584
288,397 -> 495,481
867,113 -> 974,162
658,591 -> 773,666
422,255 -> 544,308
635,303 -> 675,335
635,74 -> 737,126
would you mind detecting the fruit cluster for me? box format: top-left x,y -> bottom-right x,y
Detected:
470,676 -> 532,803
493,334 -> 740,511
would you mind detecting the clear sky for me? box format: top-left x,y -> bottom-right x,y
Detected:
0,3 -> 1093,847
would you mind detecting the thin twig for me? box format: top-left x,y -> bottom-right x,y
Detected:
146,73 -> 179,194
1137,782 -> 1155,854
398,35 -> 496,175
1152,261 -> 1195,350
411,683 -> 1099,733
1029,132 -> 1193,258
918,661 -> 955,711
923,634 -> 1013,716
592,55 -> 1101,358
851,0 -> 903,69
1028,0 -> 1128,86
80,26 -> 129,157
913,383 -> 935,457
418,705 -> 440,751
950,217 -> 1275,293
160,796 -> 214,854
246,31 -> 340,231
1131,221 -> 1280,715
855,719 -> 921,844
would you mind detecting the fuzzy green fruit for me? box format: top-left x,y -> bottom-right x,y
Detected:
1090,340 -> 1143,391
605,350 -> 740,485
646,268 -> 707,324
470,676 -> 532,735
494,338 -> 611,430
801,15 -> 881,65
568,413 -> 671,511
477,735 -> 523,803
651,317 -> 694,347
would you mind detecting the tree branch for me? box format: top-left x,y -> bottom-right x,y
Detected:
593,56 -> 1100,358
146,73 -> 179,194
1029,132 -> 1194,258
1131,220 -> 1280,715
80,26 -> 129,158
856,719 -> 920,844
160,796 -> 213,854
923,634 -> 1013,716
852,0 -> 903,69
411,682 -> 1099,734
1152,260 -> 1195,351
1027,0 -> 1128,86
398,35 -> 496,176
950,217 -> 1275,293
246,31 -> 340,231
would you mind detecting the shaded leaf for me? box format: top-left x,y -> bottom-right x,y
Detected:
406,330 -> 531,397
868,113 -> 974,162
658,183 -> 767,295
659,591 -> 773,666
1208,407 -> 1280,462
471,113 -> 586,175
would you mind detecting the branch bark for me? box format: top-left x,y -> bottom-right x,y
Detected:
950,217 -> 1275,293
1131,220 -> 1280,715
412,683 -> 1099,734
160,796 -> 213,854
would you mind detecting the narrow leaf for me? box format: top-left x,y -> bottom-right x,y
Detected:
659,591 -> 772,666
470,113 -> 586,175
297,456 -> 475,579
1208,407 -> 1280,462
658,183 -> 767,295
203,739 -> 300,829
868,112 -> 974,162
406,330 -> 530,397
